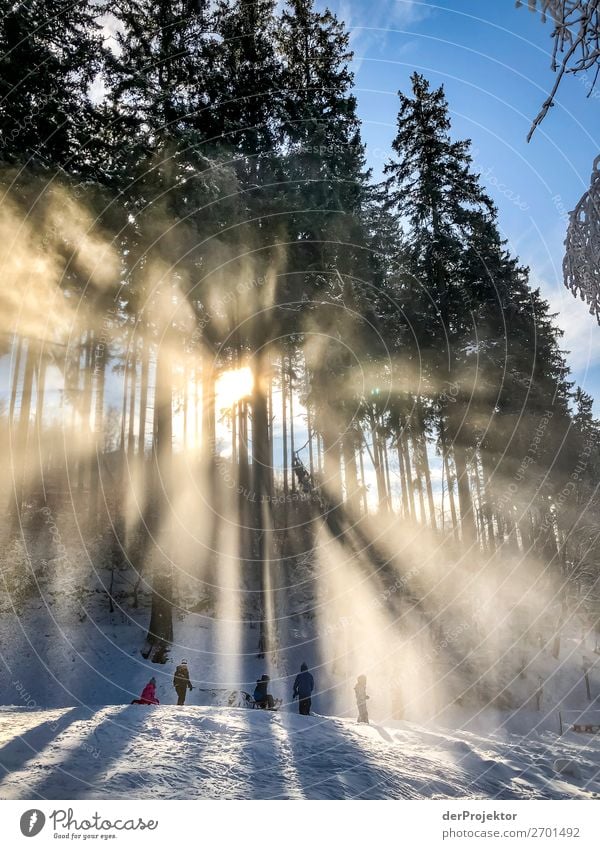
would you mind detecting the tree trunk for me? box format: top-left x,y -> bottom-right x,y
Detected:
382,433 -> 393,511
183,356 -> 188,451
412,431 -> 426,524
119,359 -> 128,453
194,362 -> 200,451
342,428 -> 359,514
146,343 -> 173,647
201,347 -> 215,463
307,402 -> 314,478
417,401 -> 437,530
358,433 -> 368,514
478,450 -> 497,550
289,354 -> 296,493
231,401 -> 238,465
128,350 -> 136,459
369,412 -> 387,510
396,429 -> 409,519
34,355 -> 47,465
89,337 -> 107,525
453,442 -> 475,544
9,334 -> 23,424
238,399 -> 249,493
79,330 -> 94,492
138,333 -> 149,458
443,445 -> 458,539
281,354 -> 288,495
14,341 -> 35,509
251,348 -> 271,651
400,420 -> 416,520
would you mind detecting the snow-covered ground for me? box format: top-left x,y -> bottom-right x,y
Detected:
1,565 -> 600,800
0,705 -> 598,800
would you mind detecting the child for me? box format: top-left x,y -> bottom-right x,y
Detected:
253,674 -> 276,709
131,677 -> 160,705
354,674 -> 369,724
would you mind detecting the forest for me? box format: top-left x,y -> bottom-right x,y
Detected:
1,0 -> 599,679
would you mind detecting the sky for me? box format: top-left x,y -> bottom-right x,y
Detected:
324,0 -> 600,409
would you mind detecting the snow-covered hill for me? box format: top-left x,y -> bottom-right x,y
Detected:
1,549 -> 600,800
0,705 -> 598,800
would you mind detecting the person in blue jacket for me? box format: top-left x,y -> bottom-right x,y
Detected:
292,662 -> 314,715
253,674 -> 275,709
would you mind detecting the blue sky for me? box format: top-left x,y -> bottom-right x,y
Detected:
325,0 -> 600,409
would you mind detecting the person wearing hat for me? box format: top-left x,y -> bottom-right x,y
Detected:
292,662 -> 314,715
131,677 -> 160,705
253,674 -> 276,709
173,659 -> 193,705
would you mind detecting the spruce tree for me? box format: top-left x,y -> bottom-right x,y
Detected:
0,0 -> 103,171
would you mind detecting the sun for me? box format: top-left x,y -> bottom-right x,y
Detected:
215,366 -> 254,410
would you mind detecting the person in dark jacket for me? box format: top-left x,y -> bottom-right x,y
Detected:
173,659 -> 193,705
253,674 -> 275,709
354,674 -> 370,724
292,662 -> 314,715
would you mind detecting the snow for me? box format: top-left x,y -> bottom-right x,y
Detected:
1,580 -> 600,799
0,705 -> 598,800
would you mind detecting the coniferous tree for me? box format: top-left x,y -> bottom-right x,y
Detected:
0,0 -> 103,171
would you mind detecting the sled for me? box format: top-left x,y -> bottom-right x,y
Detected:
242,692 -> 282,711
572,723 -> 600,734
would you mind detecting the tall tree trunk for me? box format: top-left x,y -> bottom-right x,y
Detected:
444,448 -> 459,539
412,432 -> 426,524
120,360 -> 128,453
369,412 -> 387,510
9,334 -> 23,424
79,330 -> 94,492
380,425 -> 393,511
14,341 -> 35,510
396,429 -> 409,519
358,433 -> 368,514
342,428 -> 359,513
417,400 -> 437,530
288,354 -> 296,493
251,348 -> 271,651
201,347 -> 215,463
138,333 -> 149,458
183,356 -> 188,451
34,355 -> 47,461
89,337 -> 107,524
470,461 -> 485,543
146,342 -> 173,647
453,442 -> 475,544
194,362 -> 200,451
238,399 -> 249,492
231,401 -> 238,465
307,403 -> 314,478
281,354 -> 288,495
317,431 -> 323,475
128,350 -> 136,459
478,449 -> 497,550
268,354 -> 274,476
400,419 -> 416,520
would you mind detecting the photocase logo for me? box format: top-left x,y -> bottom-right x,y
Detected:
19,810 -> 46,837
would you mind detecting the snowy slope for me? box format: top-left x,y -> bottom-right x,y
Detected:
0,705 -> 598,800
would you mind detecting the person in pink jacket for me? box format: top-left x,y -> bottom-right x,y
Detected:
131,677 -> 160,705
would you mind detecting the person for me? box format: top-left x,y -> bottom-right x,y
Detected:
173,659 -> 193,705
292,662 -> 314,715
253,674 -> 275,709
131,677 -> 160,705
354,674 -> 370,724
